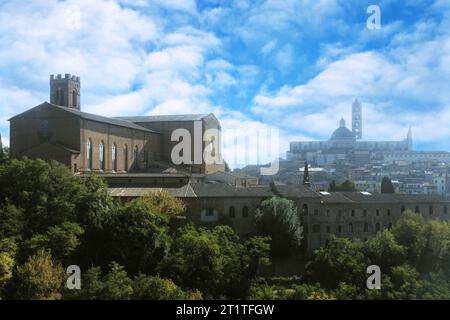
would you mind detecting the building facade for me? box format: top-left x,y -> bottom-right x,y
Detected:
9,74 -> 225,175
285,99 -> 450,165
108,180 -> 450,250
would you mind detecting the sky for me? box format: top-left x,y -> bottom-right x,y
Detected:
0,0 -> 450,168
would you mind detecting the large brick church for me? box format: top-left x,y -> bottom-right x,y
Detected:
9,74 -> 225,175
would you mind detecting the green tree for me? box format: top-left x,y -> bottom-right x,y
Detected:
389,264 -> 422,300
0,146 -> 8,164
64,262 -> 133,300
0,238 -> 17,296
244,236 -> 271,278
366,230 -> 407,270
23,222 -> 84,262
12,250 -> 65,300
101,262 -> 133,300
334,180 -> 358,192
158,225 -> 256,298
254,196 -> 303,258
132,274 -> 202,300
381,176 -> 395,193
306,237 -> 368,289
63,266 -> 104,300
391,211 -> 427,266
100,197 -> 173,275
0,159 -> 113,239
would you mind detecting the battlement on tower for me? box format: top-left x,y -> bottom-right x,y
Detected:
49,73 -> 80,110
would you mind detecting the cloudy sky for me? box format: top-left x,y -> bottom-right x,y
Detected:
1,0 -> 449,167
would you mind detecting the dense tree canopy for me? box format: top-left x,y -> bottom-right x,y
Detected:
0,158 -> 270,300
329,180 -> 358,192
1,159 -> 450,300
255,197 -> 303,258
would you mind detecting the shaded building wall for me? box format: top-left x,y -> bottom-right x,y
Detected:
9,104 -> 80,164
184,196 -> 265,237
136,116 -> 225,174
300,200 -> 450,249
79,119 -> 160,173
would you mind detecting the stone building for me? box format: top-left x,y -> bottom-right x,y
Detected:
109,180 -> 450,250
9,74 -> 225,174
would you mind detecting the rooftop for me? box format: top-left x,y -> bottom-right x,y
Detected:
116,114 -> 210,123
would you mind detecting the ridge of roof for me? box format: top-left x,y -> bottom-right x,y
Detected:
9,102 -> 159,134
115,113 -> 211,123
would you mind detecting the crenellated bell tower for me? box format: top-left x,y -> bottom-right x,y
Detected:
50,73 -> 80,110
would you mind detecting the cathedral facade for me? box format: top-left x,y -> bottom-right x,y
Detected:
9,74 -> 225,175
287,99 -> 417,165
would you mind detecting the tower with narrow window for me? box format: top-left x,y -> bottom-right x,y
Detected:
407,126 -> 413,151
352,98 -> 362,139
50,74 -> 80,110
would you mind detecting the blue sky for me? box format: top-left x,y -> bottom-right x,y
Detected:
1,0 -> 450,166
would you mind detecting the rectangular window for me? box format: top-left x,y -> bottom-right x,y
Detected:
206,208 -> 214,217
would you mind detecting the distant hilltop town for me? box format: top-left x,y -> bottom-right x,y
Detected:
287,99 -> 450,166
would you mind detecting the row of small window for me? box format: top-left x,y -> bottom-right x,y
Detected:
308,222 -> 392,234
205,206 -> 250,218
86,139 -> 140,171
302,205 -> 448,217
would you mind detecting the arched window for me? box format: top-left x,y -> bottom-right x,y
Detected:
364,223 -> 369,232
112,143 -> 117,172
99,142 -> 105,171
242,206 -> 249,218
72,90 -> 77,107
375,223 -> 381,232
134,145 -> 139,170
123,145 -> 128,171
349,223 -> 354,233
229,206 -> 235,218
302,204 -> 309,216
86,139 -> 92,170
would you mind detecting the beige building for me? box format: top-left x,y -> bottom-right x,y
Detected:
109,181 -> 450,250
9,74 -> 225,175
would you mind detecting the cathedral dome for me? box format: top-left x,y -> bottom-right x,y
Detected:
328,118 -> 356,149
330,126 -> 355,140
329,118 -> 355,141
